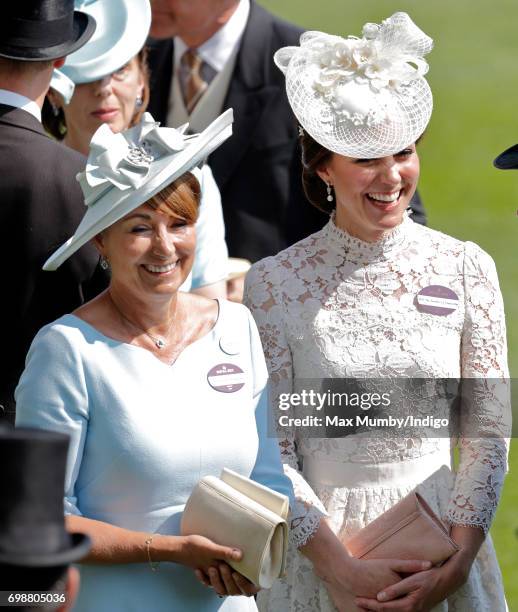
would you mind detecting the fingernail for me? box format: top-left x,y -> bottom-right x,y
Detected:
378,591 -> 387,601
232,548 -> 242,559
423,561 -> 432,568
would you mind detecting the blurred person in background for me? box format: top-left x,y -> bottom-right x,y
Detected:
0,0 -> 104,425
44,0 -> 229,299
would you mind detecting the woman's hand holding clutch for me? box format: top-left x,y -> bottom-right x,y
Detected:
354,525 -> 484,611
326,557 -> 432,612
194,564 -> 260,597
176,534 -> 243,572
299,520 -> 431,611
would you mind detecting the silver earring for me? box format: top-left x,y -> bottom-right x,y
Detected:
135,95 -> 143,108
326,182 -> 334,202
100,256 -> 109,270
50,103 -> 59,117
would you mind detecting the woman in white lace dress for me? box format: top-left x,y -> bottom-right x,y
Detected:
244,12 -> 510,612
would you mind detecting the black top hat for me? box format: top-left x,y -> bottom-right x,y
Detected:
494,144 -> 518,170
0,427 -> 90,567
0,0 -> 96,61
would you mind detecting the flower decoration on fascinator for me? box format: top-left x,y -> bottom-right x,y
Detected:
274,12 -> 434,158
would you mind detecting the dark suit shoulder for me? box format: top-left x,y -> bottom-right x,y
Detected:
246,2 -> 304,51
260,5 -> 305,43
0,123 -> 85,191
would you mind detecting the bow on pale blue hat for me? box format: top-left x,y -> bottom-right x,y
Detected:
79,113 -> 196,206
43,109 -> 234,271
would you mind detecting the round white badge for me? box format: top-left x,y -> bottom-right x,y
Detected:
207,363 -> 246,393
219,336 -> 241,356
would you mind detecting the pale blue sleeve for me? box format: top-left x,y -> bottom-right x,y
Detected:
15,324 -> 88,517
190,164 -> 229,289
245,308 -> 295,508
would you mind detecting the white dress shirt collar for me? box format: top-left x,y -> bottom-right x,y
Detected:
0,89 -> 42,122
175,0 -> 250,73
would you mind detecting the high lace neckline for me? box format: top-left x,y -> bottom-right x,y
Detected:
322,211 -> 413,264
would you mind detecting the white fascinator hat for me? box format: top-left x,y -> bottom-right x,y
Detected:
44,109 -> 233,271
50,0 -> 151,104
274,12 -> 433,158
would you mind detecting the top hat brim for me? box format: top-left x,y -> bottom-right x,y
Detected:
0,532 -> 91,567
0,12 -> 96,62
493,144 -> 518,170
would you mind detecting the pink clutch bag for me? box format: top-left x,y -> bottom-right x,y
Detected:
336,492 -> 459,611
344,491 -> 459,565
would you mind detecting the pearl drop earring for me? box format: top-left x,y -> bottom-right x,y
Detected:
326,182 -> 334,202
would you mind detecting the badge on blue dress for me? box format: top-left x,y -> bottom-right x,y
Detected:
207,363 -> 245,393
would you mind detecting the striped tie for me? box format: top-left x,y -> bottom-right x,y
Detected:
180,49 -> 209,114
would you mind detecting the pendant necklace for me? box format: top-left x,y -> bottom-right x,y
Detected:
109,292 -> 174,350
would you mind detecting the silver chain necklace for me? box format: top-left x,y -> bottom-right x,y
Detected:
109,293 -> 173,350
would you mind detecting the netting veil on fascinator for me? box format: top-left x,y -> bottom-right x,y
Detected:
274,12 -> 433,158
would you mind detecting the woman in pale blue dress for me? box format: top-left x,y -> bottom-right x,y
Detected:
15,109 -> 293,611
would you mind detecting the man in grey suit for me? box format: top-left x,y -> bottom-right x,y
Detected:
0,1 -> 106,423
147,0 -> 427,269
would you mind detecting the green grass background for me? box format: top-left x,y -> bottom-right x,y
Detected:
259,0 -> 518,606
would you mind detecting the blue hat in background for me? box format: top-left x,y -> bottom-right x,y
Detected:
51,0 -> 151,103
494,144 -> 518,170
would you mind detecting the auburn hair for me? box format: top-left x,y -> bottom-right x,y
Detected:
146,172 -> 201,224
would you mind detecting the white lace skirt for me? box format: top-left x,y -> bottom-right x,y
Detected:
258,452 -> 507,612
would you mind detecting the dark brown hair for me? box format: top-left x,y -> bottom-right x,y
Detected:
42,48 -> 150,140
300,129 -> 425,214
146,172 -> 201,225
300,129 -> 334,214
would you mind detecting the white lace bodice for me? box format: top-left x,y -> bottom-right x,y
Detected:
244,214 -> 510,547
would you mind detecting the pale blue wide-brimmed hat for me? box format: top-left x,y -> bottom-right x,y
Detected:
50,0 -> 151,103
43,109 -> 234,271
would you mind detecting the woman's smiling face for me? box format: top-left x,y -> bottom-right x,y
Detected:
95,202 -> 196,301
317,145 -> 420,241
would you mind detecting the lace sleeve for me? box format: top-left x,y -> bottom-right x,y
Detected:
445,242 -> 511,534
244,258 -> 328,548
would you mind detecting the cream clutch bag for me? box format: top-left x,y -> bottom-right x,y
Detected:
181,468 -> 289,588
338,492 -> 459,611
